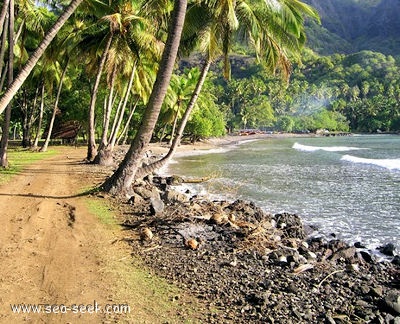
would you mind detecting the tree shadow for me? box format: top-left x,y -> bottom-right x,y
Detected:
0,187 -> 102,199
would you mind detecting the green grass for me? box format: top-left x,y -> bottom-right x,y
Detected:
85,198 -> 118,227
0,148 -> 57,185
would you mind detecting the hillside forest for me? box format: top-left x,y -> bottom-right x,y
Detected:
0,0 -> 399,192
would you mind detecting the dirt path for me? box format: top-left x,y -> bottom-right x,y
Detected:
0,148 -> 145,323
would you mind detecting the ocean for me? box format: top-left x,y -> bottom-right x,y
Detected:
165,134 -> 400,252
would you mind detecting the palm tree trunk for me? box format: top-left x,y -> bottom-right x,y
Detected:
117,98 -> 138,145
99,65 -> 117,150
0,12 -> 9,85
109,64 -> 136,150
108,97 -> 123,147
40,60 -> 68,152
168,101 -> 181,145
0,0 -> 9,36
0,0 -> 13,167
135,58 -> 211,179
93,65 -> 117,165
87,32 -> 113,161
102,0 -> 188,195
0,0 -> 84,115
33,82 -> 45,148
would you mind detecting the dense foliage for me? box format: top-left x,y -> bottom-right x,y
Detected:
205,50 -> 400,133
0,0 -> 399,157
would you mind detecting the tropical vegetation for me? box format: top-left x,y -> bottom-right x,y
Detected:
0,0 -> 398,193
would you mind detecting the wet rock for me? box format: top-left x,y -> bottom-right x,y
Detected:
393,255 -> 400,266
378,243 -> 397,256
354,242 -> 367,248
359,250 -> 376,264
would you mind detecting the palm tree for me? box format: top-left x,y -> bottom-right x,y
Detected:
157,70 -> 198,144
0,0 -> 14,167
39,57 -> 69,152
83,0 -> 160,162
102,0 -> 188,195
134,0 -> 319,178
0,0 -> 84,115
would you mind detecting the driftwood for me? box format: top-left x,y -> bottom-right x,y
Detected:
182,176 -> 212,183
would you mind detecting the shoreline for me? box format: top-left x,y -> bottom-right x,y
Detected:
150,134 -> 399,255
149,132 -> 316,155
109,137 -> 400,322
117,171 -> 400,323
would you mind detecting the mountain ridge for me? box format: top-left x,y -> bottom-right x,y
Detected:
303,0 -> 400,55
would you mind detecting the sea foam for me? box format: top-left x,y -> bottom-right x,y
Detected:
293,142 -> 366,152
341,155 -> 400,170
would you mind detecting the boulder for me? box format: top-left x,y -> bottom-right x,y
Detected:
134,185 -> 160,200
150,197 -> 164,215
165,189 -> 190,204
330,247 -> 356,262
273,213 -> 305,240
384,291 -> 400,315
378,243 -> 397,256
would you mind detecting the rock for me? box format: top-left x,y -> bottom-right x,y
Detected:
385,291 -> 400,315
273,213 -> 305,239
359,250 -> 376,264
360,285 -> 370,295
210,213 -> 228,225
354,242 -> 366,248
166,175 -> 184,185
330,247 -> 356,262
328,239 -> 348,252
378,243 -> 397,256
325,315 -> 336,324
307,237 -> 326,251
392,255 -> 400,266
128,193 -> 144,206
371,286 -> 383,298
307,251 -> 317,260
165,189 -> 190,203
140,227 -> 153,241
185,238 -> 199,250
150,197 -> 164,215
135,185 -> 160,200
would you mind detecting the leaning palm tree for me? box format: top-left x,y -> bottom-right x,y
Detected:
134,0 -> 319,179
0,0 -> 84,115
102,0 -> 188,195
0,0 -> 14,167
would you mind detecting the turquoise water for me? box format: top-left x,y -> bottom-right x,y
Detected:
166,135 -> 400,250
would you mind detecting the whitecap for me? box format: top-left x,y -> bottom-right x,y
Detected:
341,155 -> 400,170
293,142 -> 366,152
173,146 -> 232,158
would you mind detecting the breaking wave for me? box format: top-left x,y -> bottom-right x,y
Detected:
293,142 -> 366,152
341,155 -> 400,170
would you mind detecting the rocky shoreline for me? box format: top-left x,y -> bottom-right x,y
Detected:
112,170 -> 400,323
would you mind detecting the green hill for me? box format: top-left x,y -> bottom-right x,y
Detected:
303,0 -> 400,55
